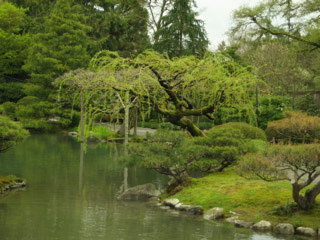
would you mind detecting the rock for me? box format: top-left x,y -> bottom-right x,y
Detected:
274,223 -> 295,235
226,216 -> 238,223
159,206 -> 170,210
10,180 -> 26,189
252,220 -> 272,232
163,199 -> 180,208
296,227 -> 317,237
186,205 -> 203,215
174,204 -> 191,211
68,132 -> 78,137
117,183 -> 161,200
234,220 -> 253,228
204,208 -> 224,220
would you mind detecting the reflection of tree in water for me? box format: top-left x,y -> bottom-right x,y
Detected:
79,142 -> 84,193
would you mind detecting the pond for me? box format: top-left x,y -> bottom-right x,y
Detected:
0,134 -> 300,240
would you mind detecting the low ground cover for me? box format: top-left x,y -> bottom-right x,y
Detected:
169,170 -> 320,228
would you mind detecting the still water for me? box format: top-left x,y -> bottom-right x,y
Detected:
0,134 -> 300,240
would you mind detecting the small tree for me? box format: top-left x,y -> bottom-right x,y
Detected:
126,129 -> 205,184
238,144 -> 320,210
54,69 -> 106,142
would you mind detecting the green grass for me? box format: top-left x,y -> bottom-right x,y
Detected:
89,125 -> 116,140
170,170 -> 320,228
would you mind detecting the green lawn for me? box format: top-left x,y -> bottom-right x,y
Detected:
170,170 -> 320,228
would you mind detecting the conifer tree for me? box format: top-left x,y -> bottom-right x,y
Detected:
153,0 -> 208,57
23,0 -> 90,98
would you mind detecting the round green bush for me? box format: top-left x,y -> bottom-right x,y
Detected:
213,122 -> 267,141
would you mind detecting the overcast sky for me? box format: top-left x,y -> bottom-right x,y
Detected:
195,0 -> 253,49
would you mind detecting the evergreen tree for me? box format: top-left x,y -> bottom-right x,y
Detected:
153,0 -> 208,57
23,0 -> 90,98
0,2 -> 29,81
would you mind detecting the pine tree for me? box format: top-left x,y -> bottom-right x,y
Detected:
23,0 -> 90,97
153,0 -> 208,57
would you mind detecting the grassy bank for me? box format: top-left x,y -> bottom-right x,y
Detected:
169,170 -> 320,228
0,175 -> 26,194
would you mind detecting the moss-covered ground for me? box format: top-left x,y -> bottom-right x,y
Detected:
0,175 -> 25,194
168,170 -> 320,228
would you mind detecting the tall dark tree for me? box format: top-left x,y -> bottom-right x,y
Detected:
0,2 -> 29,81
153,0 -> 208,57
23,0 -> 90,98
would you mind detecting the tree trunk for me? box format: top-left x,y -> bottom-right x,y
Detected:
292,182 -> 320,209
177,117 -> 205,137
124,92 -> 130,145
80,91 -> 85,143
134,106 -> 138,136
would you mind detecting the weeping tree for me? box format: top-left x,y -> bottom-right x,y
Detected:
90,51 -> 150,144
54,69 -> 107,142
91,50 -> 258,137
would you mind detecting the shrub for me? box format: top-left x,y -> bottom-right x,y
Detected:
214,122 -> 267,141
196,122 -> 213,130
190,124 -> 267,173
89,125 -> 116,140
265,111 -> 320,143
127,130 -> 200,184
159,122 -> 180,130
257,96 -> 291,129
238,144 -> 320,210
0,115 -> 29,152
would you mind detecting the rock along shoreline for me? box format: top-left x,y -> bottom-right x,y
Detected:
117,183 -> 320,239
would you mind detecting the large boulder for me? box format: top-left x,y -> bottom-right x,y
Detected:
252,220 -> 272,232
204,208 -> 224,220
226,216 -> 238,224
117,183 -> 160,200
186,205 -> 203,215
274,223 -> 295,235
296,227 -> 317,237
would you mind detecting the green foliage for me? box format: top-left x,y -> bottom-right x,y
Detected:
257,95 -> 291,129
214,122 -> 267,141
0,102 -> 16,120
88,125 -> 116,140
126,129 -> 206,183
196,122 -> 213,130
295,94 -> 320,116
0,2 -> 29,80
266,111 -> 320,143
153,0 -> 208,57
23,0 -> 90,97
0,82 -> 26,104
13,96 -> 78,131
191,123 -> 267,173
0,115 -> 29,152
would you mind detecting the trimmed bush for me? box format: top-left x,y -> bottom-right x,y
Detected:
266,111 -> 320,143
0,115 -> 29,152
214,122 -> 267,141
191,124 -> 267,173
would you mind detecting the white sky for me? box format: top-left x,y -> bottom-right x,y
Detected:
195,0 -> 254,49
